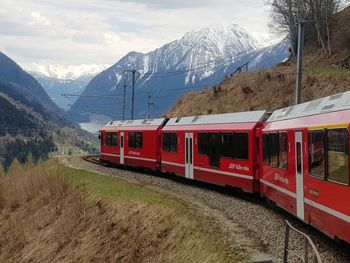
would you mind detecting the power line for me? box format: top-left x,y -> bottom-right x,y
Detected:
61,44 -> 295,118
62,45 -> 289,105
68,104 -> 124,109
103,46 -> 270,91
137,47 -> 264,78
62,94 -> 127,100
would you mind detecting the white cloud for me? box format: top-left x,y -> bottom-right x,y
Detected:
30,12 -> 51,26
0,0 -> 273,70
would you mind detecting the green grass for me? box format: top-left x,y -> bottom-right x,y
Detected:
307,66 -> 350,78
59,163 -> 185,210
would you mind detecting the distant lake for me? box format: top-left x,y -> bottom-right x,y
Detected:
79,122 -> 105,134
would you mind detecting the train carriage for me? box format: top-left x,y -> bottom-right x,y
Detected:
161,111 -> 267,193
99,118 -> 167,171
261,91 -> 350,243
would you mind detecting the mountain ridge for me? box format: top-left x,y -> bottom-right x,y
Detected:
68,23 -> 289,123
30,71 -> 93,111
25,63 -> 108,80
0,51 -> 61,114
166,6 -> 350,118
0,51 -> 96,168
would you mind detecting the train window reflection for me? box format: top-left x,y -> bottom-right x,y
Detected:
308,131 -> 325,179
278,133 -> 288,170
327,129 -> 349,185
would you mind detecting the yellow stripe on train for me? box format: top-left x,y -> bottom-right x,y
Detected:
308,123 -> 349,130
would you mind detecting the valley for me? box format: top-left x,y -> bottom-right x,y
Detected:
1,1 -> 350,262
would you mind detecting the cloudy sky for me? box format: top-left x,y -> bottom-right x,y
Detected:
0,0 -> 273,70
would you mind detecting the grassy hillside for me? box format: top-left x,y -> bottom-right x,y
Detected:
0,160 -> 249,262
167,7 -> 350,117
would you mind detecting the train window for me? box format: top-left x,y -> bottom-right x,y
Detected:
308,131 -> 325,179
263,133 -> 270,165
270,133 -> 279,167
163,133 -> 177,152
100,132 -> 104,145
135,132 -> 143,148
128,132 -> 142,148
221,133 -> 234,158
278,132 -> 288,170
326,128 -> 349,185
111,133 -> 118,147
170,133 -> 178,152
106,133 -> 111,146
198,133 -> 209,156
128,132 -> 135,148
296,142 -> 302,174
234,132 -> 248,160
162,133 -> 170,152
263,132 -> 289,170
209,133 -> 221,167
105,132 -> 117,147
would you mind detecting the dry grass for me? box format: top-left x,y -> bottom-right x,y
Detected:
0,160 -> 245,263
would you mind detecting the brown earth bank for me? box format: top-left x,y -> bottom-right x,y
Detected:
166,7 -> 350,118
0,159 -> 271,263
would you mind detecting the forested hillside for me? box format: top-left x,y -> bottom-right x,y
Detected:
0,89 -> 55,168
0,53 -> 96,170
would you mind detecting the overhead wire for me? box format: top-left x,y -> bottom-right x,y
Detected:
63,43 -> 293,119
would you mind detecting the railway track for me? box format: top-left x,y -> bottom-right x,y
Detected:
82,155 -> 101,165
79,154 -> 350,263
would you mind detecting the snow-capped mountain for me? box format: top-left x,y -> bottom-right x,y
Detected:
26,63 -> 108,80
28,64 -> 108,111
68,23 -> 290,123
30,72 -> 93,111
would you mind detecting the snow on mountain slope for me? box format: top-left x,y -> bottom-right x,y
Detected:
30,71 -> 93,111
27,64 -> 108,111
68,23 -> 289,123
25,63 -> 108,80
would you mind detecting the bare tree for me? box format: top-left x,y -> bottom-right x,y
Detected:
267,0 -> 341,56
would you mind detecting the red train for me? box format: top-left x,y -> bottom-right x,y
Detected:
100,91 -> 350,244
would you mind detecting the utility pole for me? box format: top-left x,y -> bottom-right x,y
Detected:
123,83 -> 127,120
295,20 -> 305,105
147,92 -> 154,119
123,69 -> 140,120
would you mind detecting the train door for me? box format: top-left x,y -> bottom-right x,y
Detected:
120,132 -> 124,164
185,132 -> 194,179
295,131 -> 305,220
209,133 -> 221,167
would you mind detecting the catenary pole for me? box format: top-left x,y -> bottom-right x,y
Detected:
123,69 -> 140,120
295,21 -> 305,105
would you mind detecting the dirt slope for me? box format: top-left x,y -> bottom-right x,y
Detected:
166,7 -> 350,118
167,63 -> 350,117
0,160 -> 269,263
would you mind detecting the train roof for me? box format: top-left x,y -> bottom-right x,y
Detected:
267,90 -> 350,122
165,111 -> 267,126
101,118 -> 166,130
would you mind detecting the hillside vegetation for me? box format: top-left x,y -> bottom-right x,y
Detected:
167,6 -> 350,117
0,160 -> 248,263
0,52 -> 97,170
